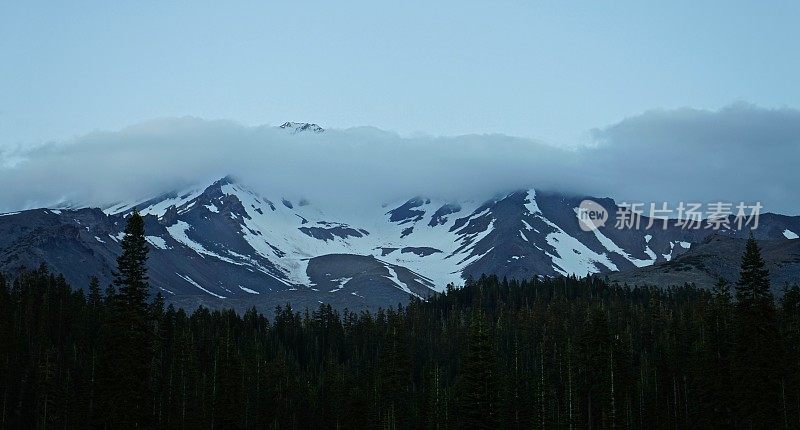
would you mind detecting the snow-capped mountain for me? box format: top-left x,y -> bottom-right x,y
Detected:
279,121 -> 324,134
2,174 -> 799,312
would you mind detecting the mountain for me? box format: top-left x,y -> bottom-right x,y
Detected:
279,121 -> 324,134
608,233 -> 800,291
2,175 -> 799,312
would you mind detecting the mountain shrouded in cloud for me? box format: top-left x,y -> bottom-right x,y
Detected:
1,103 -> 799,214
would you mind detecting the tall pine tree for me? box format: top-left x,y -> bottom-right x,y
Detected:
457,309 -> 498,429
98,209 -> 154,427
733,235 -> 783,429
736,235 -> 771,306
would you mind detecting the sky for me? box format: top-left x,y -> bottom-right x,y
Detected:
2,0 -> 798,147
1,1 -> 799,213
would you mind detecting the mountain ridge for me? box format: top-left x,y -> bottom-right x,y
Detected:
2,176 -> 798,312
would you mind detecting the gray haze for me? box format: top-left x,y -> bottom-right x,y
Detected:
1,103 -> 798,214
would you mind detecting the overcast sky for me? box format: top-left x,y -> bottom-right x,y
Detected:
2,1 -> 798,147
1,2 -> 799,213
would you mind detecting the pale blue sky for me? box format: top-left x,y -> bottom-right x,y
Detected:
1,0 -> 798,148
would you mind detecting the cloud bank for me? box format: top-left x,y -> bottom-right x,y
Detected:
587,103 -> 800,213
1,103 -> 799,214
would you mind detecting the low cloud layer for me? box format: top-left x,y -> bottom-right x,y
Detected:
587,103 -> 800,213
1,103 -> 799,214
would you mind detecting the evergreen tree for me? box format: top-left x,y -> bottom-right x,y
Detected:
99,210 -> 154,427
457,310 -> 497,429
736,234 -> 771,306
87,276 -> 102,309
85,276 -> 103,423
780,284 -> 800,426
115,209 -> 151,311
733,235 -> 783,429
713,276 -> 732,303
696,277 -> 734,428
579,307 -> 612,429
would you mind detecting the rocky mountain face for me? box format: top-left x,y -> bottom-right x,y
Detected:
2,171 -> 799,312
608,233 -> 800,292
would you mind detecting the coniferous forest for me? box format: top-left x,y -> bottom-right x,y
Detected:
1,212 -> 799,429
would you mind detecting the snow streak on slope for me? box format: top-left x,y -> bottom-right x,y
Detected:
177,273 -> 225,299
384,265 -> 422,299
239,285 -> 260,294
104,183 -> 208,217
166,221 -> 241,265
146,235 -> 169,250
525,190 -> 616,276
582,211 -> 655,268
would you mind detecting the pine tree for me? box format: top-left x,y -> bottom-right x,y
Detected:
696,277 -> 734,428
712,276 -> 732,303
88,276 -> 102,309
86,276 -> 103,423
736,234 -> 771,306
99,210 -> 154,427
579,307 -> 612,430
781,284 -> 800,426
457,309 -> 497,429
733,235 -> 783,428
115,210 -> 151,310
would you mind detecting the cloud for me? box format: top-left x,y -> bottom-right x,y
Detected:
586,103 -> 800,213
1,103 -> 799,214
0,117 -> 583,212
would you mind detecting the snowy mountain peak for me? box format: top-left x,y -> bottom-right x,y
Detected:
6,175 -> 800,312
279,122 -> 324,134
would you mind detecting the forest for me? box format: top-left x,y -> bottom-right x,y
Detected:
1,211 -> 799,429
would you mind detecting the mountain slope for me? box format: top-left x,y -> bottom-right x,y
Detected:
608,234 -> 800,293
2,175 -> 799,311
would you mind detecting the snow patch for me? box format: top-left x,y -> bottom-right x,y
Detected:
588,225 -> 653,268
177,273 -> 226,299
524,190 -> 541,215
546,227 -> 617,275
146,235 -> 169,250
384,265 -> 422,298
167,221 -> 241,264
329,277 -> 352,293
528,204 -> 617,275
104,182 -> 209,216
783,229 -> 799,239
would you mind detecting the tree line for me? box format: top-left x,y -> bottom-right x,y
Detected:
1,211 -> 799,429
